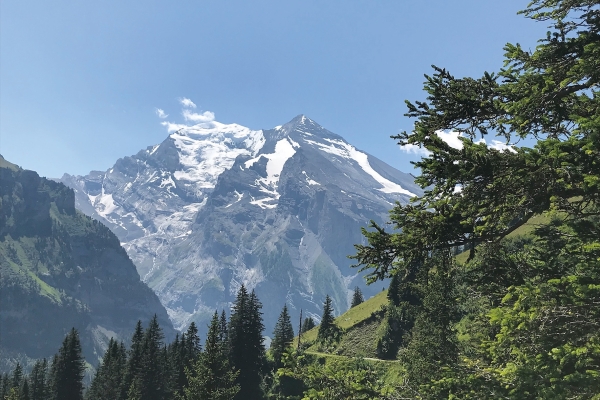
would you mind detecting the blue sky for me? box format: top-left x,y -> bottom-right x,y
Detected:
1,0 -> 547,178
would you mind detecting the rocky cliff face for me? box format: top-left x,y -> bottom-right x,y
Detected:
60,115 -> 422,335
0,156 -> 174,370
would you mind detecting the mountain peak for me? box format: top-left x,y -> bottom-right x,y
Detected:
275,114 -> 338,139
287,114 -> 317,128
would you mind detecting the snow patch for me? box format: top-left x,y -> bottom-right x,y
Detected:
159,176 -> 176,189
302,171 -> 320,186
263,139 -> 296,186
246,138 -> 297,208
96,190 -> 118,218
171,121 -> 265,192
225,191 -> 244,208
305,138 -> 416,196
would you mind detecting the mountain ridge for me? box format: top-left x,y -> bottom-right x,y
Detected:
0,156 -> 174,370
60,115 -> 421,334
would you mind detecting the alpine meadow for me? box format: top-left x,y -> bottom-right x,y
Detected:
1,0 -> 599,399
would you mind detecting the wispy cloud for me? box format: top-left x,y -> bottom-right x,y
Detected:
437,131 -> 467,150
400,143 -> 431,156
399,130 -> 515,155
156,97 -> 216,133
182,109 -> 215,123
161,121 -> 189,133
155,108 -> 168,119
488,140 -> 516,153
179,98 -> 197,108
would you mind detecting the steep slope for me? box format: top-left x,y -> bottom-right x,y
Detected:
0,156 -> 174,370
61,115 -> 422,334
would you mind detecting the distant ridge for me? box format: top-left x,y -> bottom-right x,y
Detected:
0,158 -> 174,371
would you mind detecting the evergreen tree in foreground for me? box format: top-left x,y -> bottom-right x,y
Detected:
184,311 -> 239,400
29,359 -> 48,400
121,320 -> 144,399
49,328 -> 85,400
317,295 -> 338,344
229,285 -> 266,400
270,305 -> 294,368
1,374 -> 9,400
350,287 -> 364,308
87,338 -> 126,400
21,379 -> 29,400
10,364 -> 23,394
352,0 -> 600,396
138,315 -> 166,400
219,310 -> 228,344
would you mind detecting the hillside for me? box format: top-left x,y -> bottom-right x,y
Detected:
0,156 -> 174,371
299,211 -> 552,361
297,290 -> 388,358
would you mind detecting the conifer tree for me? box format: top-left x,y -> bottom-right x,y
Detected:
20,379 -> 29,400
169,333 -> 187,398
138,315 -> 166,400
228,286 -> 266,400
387,273 -> 401,307
184,311 -> 239,400
301,317 -> 315,333
270,305 -> 294,368
29,359 -> 48,400
353,1 -> 600,396
121,320 -> 144,400
402,252 -> 458,381
351,287 -> 364,307
49,328 -> 85,400
1,373 -> 9,400
185,322 -> 201,360
219,311 -> 228,344
317,295 -> 338,343
377,269 -> 421,359
10,364 -> 23,393
88,338 -> 126,400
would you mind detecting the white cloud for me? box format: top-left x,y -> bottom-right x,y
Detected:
179,98 -> 197,108
161,121 -> 188,133
400,143 -> 431,156
182,109 -> 215,123
156,97 -> 216,133
436,131 -> 466,150
488,140 -> 517,153
155,108 -> 168,119
399,130 -> 516,155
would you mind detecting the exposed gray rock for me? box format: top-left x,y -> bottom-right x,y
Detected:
61,115 -> 422,335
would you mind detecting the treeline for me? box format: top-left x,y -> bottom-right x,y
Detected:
1,284 -> 337,400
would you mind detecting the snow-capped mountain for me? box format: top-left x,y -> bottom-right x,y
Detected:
61,115 -> 422,333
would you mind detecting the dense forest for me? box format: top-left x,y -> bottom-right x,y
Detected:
3,0 -> 599,398
0,285 -> 352,400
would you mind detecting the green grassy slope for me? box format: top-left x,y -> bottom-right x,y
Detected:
296,289 -> 388,358
297,212 -> 551,361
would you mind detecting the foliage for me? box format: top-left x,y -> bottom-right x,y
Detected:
352,0 -> 600,397
184,312 -> 239,400
271,305 -> 295,368
228,285 -> 266,400
316,296 -> 340,346
279,352 -> 396,400
300,318 -> 316,334
350,287 -> 364,308
49,328 -> 85,400
87,338 -> 126,400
